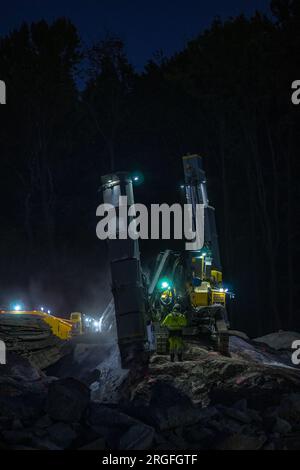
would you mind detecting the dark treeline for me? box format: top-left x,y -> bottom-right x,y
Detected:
0,0 -> 299,335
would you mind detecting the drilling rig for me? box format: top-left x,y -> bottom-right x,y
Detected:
100,155 -> 230,369
100,172 -> 149,371
148,155 -> 230,354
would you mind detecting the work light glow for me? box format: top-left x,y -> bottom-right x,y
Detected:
159,277 -> 172,290
14,305 -> 21,311
132,172 -> 144,185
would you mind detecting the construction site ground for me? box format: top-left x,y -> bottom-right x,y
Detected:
1,325 -> 300,450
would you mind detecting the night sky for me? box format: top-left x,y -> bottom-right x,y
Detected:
1,0 -> 271,70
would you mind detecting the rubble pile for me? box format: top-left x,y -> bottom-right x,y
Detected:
122,340 -> 300,449
0,351 -> 153,450
46,333 -> 128,403
254,331 -> 300,351
0,314 -> 65,369
1,333 -> 300,450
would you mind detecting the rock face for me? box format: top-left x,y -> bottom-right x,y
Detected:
1,333 -> 300,450
0,314 -> 65,369
0,353 -> 48,426
0,351 -> 154,450
46,336 -> 127,403
46,422 -> 77,448
216,434 -> 267,451
254,331 -> 300,351
118,340 -> 300,449
86,403 -> 154,449
46,377 -> 90,422
279,393 -> 300,423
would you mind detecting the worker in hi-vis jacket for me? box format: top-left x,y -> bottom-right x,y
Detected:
161,304 -> 187,362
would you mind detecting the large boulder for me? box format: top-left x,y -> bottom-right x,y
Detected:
254,331 -> 300,351
273,417 -> 292,435
1,429 -> 34,446
0,352 -> 50,426
46,377 -> 90,423
0,352 -> 43,382
125,380 -> 202,431
46,422 -> 77,448
279,393 -> 300,424
86,402 -> 154,450
79,437 -> 106,450
216,433 -> 267,450
119,424 -> 155,450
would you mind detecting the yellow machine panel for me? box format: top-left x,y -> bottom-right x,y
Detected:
70,312 -> 83,335
211,291 -> 226,305
189,279 -> 226,308
190,291 -> 209,307
43,314 -> 73,340
211,270 -> 223,283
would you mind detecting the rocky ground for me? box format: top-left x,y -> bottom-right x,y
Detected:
1,333 -> 300,450
0,314 -> 65,369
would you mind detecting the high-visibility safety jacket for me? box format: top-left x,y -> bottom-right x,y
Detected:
162,312 -> 187,331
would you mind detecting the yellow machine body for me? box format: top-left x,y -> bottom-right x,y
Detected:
190,281 -> 210,307
0,310 -> 82,340
70,312 -> 83,335
189,257 -> 226,308
190,288 -> 226,307
211,291 -> 226,306
211,270 -> 223,283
